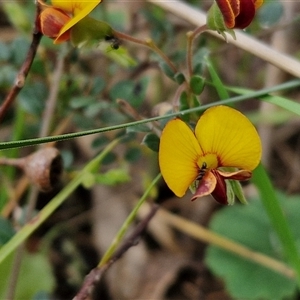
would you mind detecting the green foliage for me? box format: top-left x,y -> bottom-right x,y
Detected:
110,78 -> 149,108
2,2 -> 33,33
0,218 -> 15,247
0,251 -> 55,299
1,1 -> 300,298
71,17 -> 114,47
142,133 -> 160,152
189,75 -> 205,95
206,193 -> 299,299
95,167 -> 131,185
19,81 -> 48,115
257,2 -> 284,28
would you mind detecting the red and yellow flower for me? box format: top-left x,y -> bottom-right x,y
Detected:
158,106 -> 262,205
207,0 -> 263,36
37,0 -> 101,44
216,0 -> 263,29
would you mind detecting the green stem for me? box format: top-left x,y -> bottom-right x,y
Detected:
0,138 -> 121,265
113,30 -> 178,74
252,163 -> 300,287
1,79 -> 300,151
99,173 -> 162,266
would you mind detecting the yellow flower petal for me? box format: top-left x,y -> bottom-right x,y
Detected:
53,0 -> 101,43
159,118 -> 203,197
51,0 -> 100,13
195,106 -> 261,170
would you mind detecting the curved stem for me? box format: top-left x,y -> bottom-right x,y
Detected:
0,8 -> 42,123
186,25 -> 207,78
113,30 -> 178,74
0,138 -> 121,265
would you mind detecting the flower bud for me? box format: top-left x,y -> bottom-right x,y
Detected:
38,7 -> 71,43
207,0 -> 263,34
22,147 -> 63,192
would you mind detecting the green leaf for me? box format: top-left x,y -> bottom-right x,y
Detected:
174,72 -> 185,85
0,42 -> 10,62
142,133 -> 160,152
158,61 -> 176,80
257,2 -> 284,28
0,218 -> 15,246
190,75 -> 205,95
225,180 -> 235,205
206,194 -> 298,300
91,136 -> 110,149
81,171 -> 96,189
100,45 -> 137,68
206,2 -> 235,40
2,2 -> 32,33
90,77 -> 106,95
19,81 -> 47,115
206,58 -> 230,100
0,251 -> 55,299
126,124 -> 151,133
71,16 -> 114,47
230,180 -> 248,204
0,65 -> 17,89
125,147 -> 142,162
192,47 -> 209,75
10,37 -> 30,66
179,91 -> 190,122
69,96 -> 95,109
95,168 -> 131,185
252,164 -> 300,285
110,78 -> 148,108
228,86 -> 300,117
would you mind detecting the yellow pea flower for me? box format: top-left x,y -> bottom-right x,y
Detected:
158,105 -> 262,205
38,0 -> 101,44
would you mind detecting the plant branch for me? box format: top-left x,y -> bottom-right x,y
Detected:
1,79 -> 300,151
0,8 -> 42,123
0,138 -> 121,265
147,0 -> 300,78
73,203 -> 160,300
113,30 -> 178,74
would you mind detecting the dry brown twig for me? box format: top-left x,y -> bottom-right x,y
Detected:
0,6 -> 42,123
73,203 -> 160,300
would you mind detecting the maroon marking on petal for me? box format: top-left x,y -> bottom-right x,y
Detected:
211,170 -> 228,205
234,0 -> 256,28
229,0 -> 240,16
217,169 -> 252,181
216,0 -> 236,28
191,171 -> 216,201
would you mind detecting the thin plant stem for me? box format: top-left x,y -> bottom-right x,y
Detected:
39,46 -> 67,138
0,138 -> 121,265
146,0 -> 300,78
113,30 -> 178,74
4,45 -> 67,298
186,25 -> 207,78
0,8 -> 42,123
5,187 -> 39,300
99,173 -> 162,266
74,203 -> 160,300
0,79 -> 299,151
